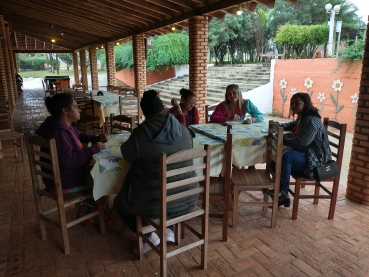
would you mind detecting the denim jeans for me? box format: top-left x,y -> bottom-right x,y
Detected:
280,150 -> 308,191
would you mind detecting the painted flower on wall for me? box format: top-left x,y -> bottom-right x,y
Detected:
351,93 -> 358,104
280,79 -> 287,89
304,77 -> 314,96
279,79 -> 288,117
317,93 -> 325,102
291,88 -> 297,95
332,79 -> 344,92
350,92 -> 359,129
330,79 -> 344,120
317,92 -> 325,113
304,77 -> 314,89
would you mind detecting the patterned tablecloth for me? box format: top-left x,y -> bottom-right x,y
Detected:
86,90 -> 138,126
191,121 -> 269,167
90,133 -> 226,200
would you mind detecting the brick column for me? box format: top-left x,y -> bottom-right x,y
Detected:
5,26 -> 17,98
0,34 -> 8,101
133,34 -> 146,122
79,50 -> 88,89
0,15 -> 15,106
105,42 -> 116,86
72,52 -> 79,84
89,47 -> 99,90
346,20 -> 369,205
189,16 -> 208,123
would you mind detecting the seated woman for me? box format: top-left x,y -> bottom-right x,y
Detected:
36,93 -> 109,226
210,84 -> 264,124
114,90 -> 198,254
265,93 -> 332,207
169,88 -> 199,125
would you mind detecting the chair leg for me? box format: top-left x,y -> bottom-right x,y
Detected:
292,181 -> 301,220
56,200 -> 70,254
201,211 -> 208,270
136,217 -> 144,260
97,198 -> 106,235
35,194 -> 48,241
262,192 -> 269,214
13,138 -> 18,158
174,223 -> 181,245
313,182 -> 320,204
222,178 -> 230,242
232,185 -> 239,228
19,135 -> 24,162
328,178 -> 339,219
271,186 -> 279,228
160,226 -> 167,277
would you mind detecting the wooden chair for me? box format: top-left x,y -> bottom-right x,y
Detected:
41,79 -> 55,98
119,95 -> 140,118
207,124 -> 232,242
110,113 -> 137,134
73,92 -> 103,135
108,86 -> 137,97
136,145 -> 211,277
0,100 -> 24,162
25,134 -> 106,254
205,104 -> 217,123
288,118 -> 347,220
231,120 -> 283,228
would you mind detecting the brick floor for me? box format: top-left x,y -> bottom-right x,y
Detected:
1,89 -> 369,276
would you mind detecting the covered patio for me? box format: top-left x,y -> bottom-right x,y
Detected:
1,0 -> 369,275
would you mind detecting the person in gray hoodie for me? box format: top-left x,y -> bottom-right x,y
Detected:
114,90 -> 198,254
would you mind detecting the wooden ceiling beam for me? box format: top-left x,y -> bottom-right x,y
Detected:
145,0 -> 185,13
167,0 -> 195,9
252,0 -> 275,8
105,0 -> 168,20
206,10 -> 226,20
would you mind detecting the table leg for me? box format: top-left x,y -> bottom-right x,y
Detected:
97,198 -> 106,235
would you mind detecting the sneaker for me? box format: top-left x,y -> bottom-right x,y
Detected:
278,189 -> 289,202
166,228 -> 175,243
133,232 -> 161,255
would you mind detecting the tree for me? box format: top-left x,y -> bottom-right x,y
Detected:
58,53 -> 73,70
274,24 -> 328,58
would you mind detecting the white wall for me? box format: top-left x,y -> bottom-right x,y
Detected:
242,82 -> 273,115
174,64 -> 189,77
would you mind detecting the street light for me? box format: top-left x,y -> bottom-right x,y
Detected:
325,3 -> 341,57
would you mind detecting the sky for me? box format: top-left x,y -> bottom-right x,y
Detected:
350,0 -> 369,23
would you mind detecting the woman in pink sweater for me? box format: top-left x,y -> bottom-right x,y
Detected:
210,84 -> 264,124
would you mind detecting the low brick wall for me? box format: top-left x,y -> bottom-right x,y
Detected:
273,58 -> 361,132
115,66 -> 175,88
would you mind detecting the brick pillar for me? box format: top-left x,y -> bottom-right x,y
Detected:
189,16 -> 208,123
5,26 -> 17,98
72,52 -> 79,84
89,47 -> 99,90
79,50 -> 88,89
0,33 -> 8,101
105,42 -> 116,86
133,34 -> 146,99
0,15 -> 15,106
346,20 -> 369,205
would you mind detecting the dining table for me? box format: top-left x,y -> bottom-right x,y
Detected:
82,90 -> 139,129
90,121 -> 269,200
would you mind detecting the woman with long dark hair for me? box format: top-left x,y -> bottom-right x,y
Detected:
169,88 -> 199,125
210,84 -> 264,124
265,92 -> 332,207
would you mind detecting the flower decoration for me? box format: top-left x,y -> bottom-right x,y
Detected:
317,93 -> 325,103
351,93 -> 358,104
290,88 -> 297,95
332,79 -> 344,92
304,77 -> 314,89
280,79 -> 287,89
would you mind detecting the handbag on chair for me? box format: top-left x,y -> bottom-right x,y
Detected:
313,160 -> 339,182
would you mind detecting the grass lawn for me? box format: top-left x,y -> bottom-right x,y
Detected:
19,70 -> 107,78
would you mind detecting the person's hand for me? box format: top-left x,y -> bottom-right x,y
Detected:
171,98 -> 180,109
94,142 -> 106,151
98,134 -> 108,143
242,118 -> 252,124
233,114 -> 240,121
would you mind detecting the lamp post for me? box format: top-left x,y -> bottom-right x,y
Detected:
325,3 -> 341,57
